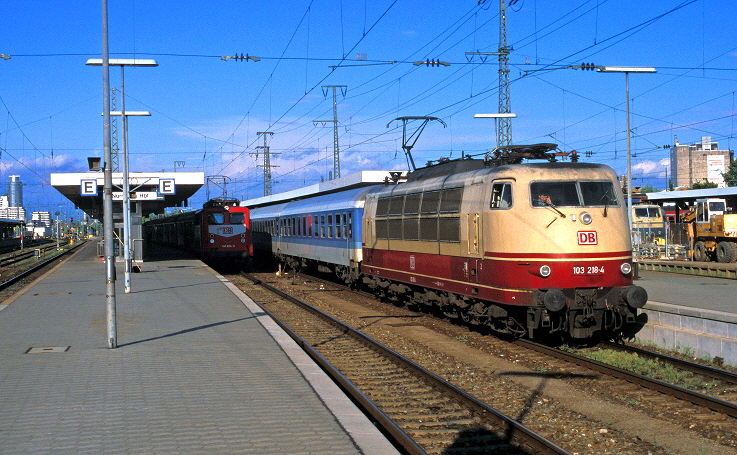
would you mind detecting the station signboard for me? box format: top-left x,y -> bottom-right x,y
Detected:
80,179 -> 98,196
112,192 -> 164,201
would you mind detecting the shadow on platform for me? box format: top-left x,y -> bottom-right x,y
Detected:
142,243 -> 196,262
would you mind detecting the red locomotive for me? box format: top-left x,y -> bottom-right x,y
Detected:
145,198 -> 252,263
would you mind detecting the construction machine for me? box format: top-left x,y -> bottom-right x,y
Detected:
682,198 -> 737,262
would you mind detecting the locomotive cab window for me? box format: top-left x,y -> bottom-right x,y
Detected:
634,207 -> 661,218
531,180 -> 619,207
531,182 -> 580,207
580,181 -> 619,206
208,213 -> 225,224
490,182 -> 513,209
230,212 -> 245,224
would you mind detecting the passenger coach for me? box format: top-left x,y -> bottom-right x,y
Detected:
250,187 -> 372,283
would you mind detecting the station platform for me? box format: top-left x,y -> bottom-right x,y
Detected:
0,241 -> 399,455
635,269 -> 737,366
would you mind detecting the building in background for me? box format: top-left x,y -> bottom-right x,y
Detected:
30,211 -> 53,238
0,175 -> 27,222
670,136 -> 733,188
31,211 -> 52,227
7,175 -> 22,207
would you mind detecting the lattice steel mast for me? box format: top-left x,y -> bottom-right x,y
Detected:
313,85 -> 347,180
255,132 -> 277,196
497,0 -> 517,148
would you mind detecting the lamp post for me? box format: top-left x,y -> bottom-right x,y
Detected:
109,110 -> 150,292
597,66 -> 656,234
87,58 -> 157,294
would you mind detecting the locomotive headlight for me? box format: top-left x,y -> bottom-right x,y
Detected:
209,239 -> 215,244
620,262 -> 632,275
580,212 -> 593,225
540,265 -> 551,277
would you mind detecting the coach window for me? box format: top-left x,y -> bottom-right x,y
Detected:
327,214 -> 333,238
336,214 -> 342,238
321,215 -> 326,237
209,213 -> 225,224
348,213 -> 353,238
490,182 -> 513,209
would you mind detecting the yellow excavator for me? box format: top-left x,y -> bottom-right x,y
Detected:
682,198 -> 737,263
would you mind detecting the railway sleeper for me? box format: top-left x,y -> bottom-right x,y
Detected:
388,410 -> 472,422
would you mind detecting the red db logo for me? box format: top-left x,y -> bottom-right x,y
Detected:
578,231 -> 598,245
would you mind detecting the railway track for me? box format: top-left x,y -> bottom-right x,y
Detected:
0,240 -> 82,295
237,272 -> 568,455
229,269 -> 737,453
294,270 -> 737,420
517,339 -> 737,419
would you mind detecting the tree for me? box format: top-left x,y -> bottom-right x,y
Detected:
640,184 -> 659,193
723,159 -> 737,187
691,180 -> 718,190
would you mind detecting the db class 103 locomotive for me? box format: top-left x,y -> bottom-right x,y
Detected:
248,144 -> 647,340
144,198 -> 252,263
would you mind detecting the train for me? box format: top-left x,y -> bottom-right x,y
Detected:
144,197 -> 252,263
631,204 -> 666,244
247,144 -> 648,341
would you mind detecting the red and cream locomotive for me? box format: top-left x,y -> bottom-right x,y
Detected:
249,144 -> 647,340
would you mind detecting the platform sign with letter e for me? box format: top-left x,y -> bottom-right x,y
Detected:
159,178 -> 176,195
80,179 -> 98,196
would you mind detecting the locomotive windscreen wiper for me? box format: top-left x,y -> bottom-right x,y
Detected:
538,195 -> 566,218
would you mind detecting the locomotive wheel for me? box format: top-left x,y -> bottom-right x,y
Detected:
716,241 -> 737,263
693,241 -> 707,262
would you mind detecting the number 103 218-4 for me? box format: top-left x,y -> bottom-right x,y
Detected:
573,266 -> 604,275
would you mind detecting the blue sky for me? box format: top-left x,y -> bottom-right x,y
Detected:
2,0 -> 736,218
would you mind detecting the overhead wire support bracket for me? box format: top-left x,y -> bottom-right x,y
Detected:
387,116 -> 447,172
413,59 -> 450,67
221,53 -> 260,62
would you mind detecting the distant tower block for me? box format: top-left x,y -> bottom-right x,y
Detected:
8,175 -> 23,207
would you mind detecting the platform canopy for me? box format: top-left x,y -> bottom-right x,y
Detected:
50,172 -> 204,219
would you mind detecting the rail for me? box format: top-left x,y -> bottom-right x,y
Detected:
241,273 -> 569,455
517,339 -> 737,419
